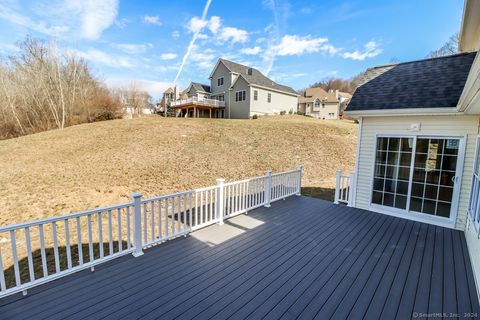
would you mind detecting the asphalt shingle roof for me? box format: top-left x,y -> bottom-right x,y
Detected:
346,52 -> 477,112
191,82 -> 211,93
220,59 -> 298,95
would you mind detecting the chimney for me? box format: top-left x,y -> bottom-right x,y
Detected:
247,68 -> 253,76
335,89 -> 339,99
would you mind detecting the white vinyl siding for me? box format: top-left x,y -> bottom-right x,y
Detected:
249,86 -> 297,117
354,115 -> 479,230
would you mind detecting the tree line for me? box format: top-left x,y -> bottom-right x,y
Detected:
0,37 -> 154,140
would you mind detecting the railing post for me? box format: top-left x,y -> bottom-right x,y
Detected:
216,179 -> 225,225
264,170 -> 272,207
348,172 -> 355,207
334,170 -> 342,204
131,192 -> 144,257
296,165 -> 302,196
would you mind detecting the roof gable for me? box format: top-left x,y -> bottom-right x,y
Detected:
212,58 -> 298,95
346,52 -> 477,113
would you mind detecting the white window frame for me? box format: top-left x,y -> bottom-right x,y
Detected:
267,93 -> 271,103
368,133 -> 466,228
314,99 -> 320,109
217,77 -> 224,87
253,90 -> 258,101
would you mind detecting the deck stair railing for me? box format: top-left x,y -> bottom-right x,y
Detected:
0,166 -> 302,298
334,170 -> 355,207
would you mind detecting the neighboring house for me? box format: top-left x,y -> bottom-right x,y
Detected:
184,82 -> 211,100
342,0 -> 480,294
171,58 -> 298,119
156,87 -> 178,114
297,87 -> 340,119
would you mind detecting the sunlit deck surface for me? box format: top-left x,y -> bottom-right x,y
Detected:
0,196 -> 478,320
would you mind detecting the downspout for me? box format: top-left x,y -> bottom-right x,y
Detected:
352,117 -> 363,207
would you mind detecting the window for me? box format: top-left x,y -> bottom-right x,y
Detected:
235,90 -> 246,102
372,136 -> 460,219
314,99 -> 320,109
267,93 -> 271,103
217,77 -> 224,86
254,90 -> 258,101
328,112 -> 335,118
217,95 -> 224,102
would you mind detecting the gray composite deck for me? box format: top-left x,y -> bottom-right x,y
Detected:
0,196 -> 478,320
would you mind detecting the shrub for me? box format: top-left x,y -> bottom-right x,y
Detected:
252,114 -> 258,119
280,110 -> 286,115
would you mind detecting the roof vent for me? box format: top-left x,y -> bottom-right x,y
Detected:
247,68 -> 253,75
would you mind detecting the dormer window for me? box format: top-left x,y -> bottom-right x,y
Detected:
217,77 -> 224,86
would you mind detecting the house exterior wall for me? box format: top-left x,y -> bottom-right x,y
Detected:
353,115 -> 480,231
250,86 -> 297,116
229,76 -> 250,119
309,102 -> 339,119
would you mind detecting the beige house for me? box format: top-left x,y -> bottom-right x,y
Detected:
297,87 -> 341,119
340,0 -> 480,294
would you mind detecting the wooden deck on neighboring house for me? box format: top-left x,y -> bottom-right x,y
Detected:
0,196 -> 478,319
171,97 -> 225,118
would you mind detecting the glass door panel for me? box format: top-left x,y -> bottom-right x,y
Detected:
409,138 -> 459,218
372,136 -> 460,220
372,137 -> 413,210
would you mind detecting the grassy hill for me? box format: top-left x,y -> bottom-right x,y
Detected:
0,115 -> 357,226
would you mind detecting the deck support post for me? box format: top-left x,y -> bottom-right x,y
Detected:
296,165 -> 302,196
131,192 -> 144,257
334,170 -> 342,204
216,179 -> 225,225
264,170 -> 272,207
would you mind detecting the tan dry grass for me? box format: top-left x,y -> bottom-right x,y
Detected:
0,115 -> 357,288
0,115 -> 357,226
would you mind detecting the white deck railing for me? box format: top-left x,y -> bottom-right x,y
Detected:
0,166 -> 302,298
334,170 -> 355,206
170,96 -> 226,108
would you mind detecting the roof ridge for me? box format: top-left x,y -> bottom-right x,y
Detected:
368,51 -> 477,70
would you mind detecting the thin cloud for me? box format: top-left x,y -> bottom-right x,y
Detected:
115,43 -> 153,54
79,0 -> 119,40
240,46 -> 261,55
160,53 -> 177,60
273,35 -> 328,56
342,41 -> 382,60
143,15 -> 162,26
0,4 -> 69,36
174,0 -> 213,84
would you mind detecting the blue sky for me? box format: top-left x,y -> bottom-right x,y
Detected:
0,0 -> 464,99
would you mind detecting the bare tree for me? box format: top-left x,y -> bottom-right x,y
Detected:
427,33 -> 459,58
0,37 -> 123,139
117,82 -> 153,116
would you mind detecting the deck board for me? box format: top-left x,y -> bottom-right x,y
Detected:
0,196 -> 478,320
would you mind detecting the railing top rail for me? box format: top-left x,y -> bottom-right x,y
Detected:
0,201 -> 134,233
271,169 -> 298,177
141,189 -> 195,203
222,175 -> 267,187
194,185 -> 219,192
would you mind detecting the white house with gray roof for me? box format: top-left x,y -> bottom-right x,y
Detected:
171,59 -> 298,119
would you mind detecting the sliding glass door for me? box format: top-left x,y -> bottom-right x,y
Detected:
372,136 -> 461,221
